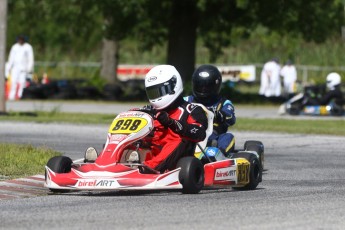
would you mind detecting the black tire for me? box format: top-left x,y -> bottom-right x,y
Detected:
244,140 -> 264,171
53,85 -> 78,99
287,102 -> 302,115
103,84 -> 123,100
176,157 -> 204,194
231,151 -> 261,190
288,107 -> 300,115
46,156 -> 72,193
330,105 -> 344,116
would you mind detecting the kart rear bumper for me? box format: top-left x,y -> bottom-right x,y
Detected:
204,158 -> 250,187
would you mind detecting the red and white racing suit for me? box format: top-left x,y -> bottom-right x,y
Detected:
144,101 -> 208,173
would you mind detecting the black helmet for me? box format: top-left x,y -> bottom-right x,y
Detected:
192,64 -> 222,104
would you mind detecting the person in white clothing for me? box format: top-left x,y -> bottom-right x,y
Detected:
7,35 -> 34,100
259,58 -> 281,97
280,60 -> 297,98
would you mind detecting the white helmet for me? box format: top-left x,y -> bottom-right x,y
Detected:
326,72 -> 341,90
145,65 -> 183,110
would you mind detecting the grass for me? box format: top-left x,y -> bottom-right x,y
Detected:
0,143 -> 61,179
234,118 -> 345,136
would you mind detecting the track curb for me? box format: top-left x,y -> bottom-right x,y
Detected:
0,175 -> 46,200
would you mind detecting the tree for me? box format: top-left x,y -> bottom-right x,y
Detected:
251,0 -> 344,43
7,0 -> 344,85
136,0 -> 344,81
0,0 -> 8,113
82,0 -> 143,84
7,0 -> 102,59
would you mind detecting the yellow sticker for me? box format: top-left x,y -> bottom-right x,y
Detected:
320,106 -> 328,115
108,117 -> 148,134
236,158 -> 250,184
194,152 -> 204,160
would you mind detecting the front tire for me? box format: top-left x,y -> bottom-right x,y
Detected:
288,103 -> 301,115
231,151 -> 261,190
46,156 -> 72,193
176,157 -> 204,194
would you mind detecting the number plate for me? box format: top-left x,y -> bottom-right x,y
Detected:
108,117 -> 148,134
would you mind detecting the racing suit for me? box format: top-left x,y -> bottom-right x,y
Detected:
184,95 -> 236,157
280,64 -> 297,97
305,85 -> 343,106
318,85 -> 343,106
7,42 -> 34,100
259,60 -> 281,97
144,97 -> 208,173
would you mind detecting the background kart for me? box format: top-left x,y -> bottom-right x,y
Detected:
45,107 -> 264,194
278,85 -> 344,116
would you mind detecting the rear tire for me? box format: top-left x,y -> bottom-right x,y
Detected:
231,151 -> 261,190
244,140 -> 264,171
330,105 -> 344,116
176,157 -> 204,194
46,156 -> 72,193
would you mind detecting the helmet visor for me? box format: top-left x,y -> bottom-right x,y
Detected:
193,78 -> 218,99
146,76 -> 176,100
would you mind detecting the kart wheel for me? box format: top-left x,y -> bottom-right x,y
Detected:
46,156 -> 72,193
288,103 -> 301,115
244,140 -> 264,171
176,157 -> 204,194
330,106 -> 344,116
231,152 -> 261,190
288,107 -> 300,115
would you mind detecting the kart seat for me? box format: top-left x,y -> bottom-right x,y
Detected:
192,103 -> 214,153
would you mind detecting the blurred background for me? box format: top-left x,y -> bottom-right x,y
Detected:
2,0 -> 345,103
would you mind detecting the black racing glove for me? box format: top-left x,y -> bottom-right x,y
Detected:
142,104 -> 154,111
157,111 -> 184,134
137,104 -> 156,117
214,110 -> 226,123
157,111 -> 173,127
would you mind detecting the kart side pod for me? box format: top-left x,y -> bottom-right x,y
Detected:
203,151 -> 262,190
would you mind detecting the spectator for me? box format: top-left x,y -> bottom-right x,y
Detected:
280,60 -> 297,98
7,35 -> 34,100
259,58 -> 281,97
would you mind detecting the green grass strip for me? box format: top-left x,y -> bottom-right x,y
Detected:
235,118 -> 345,136
0,143 -> 61,179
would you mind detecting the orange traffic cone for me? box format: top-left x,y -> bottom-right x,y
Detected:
5,74 -> 11,100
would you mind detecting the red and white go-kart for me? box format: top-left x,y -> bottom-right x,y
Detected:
44,106 -> 264,194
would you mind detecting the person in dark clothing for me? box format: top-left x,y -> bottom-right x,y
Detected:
184,64 -> 236,157
304,72 -> 343,106
143,65 -> 208,173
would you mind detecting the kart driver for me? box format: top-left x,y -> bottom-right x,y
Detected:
184,64 -> 236,157
142,65 -> 208,173
304,72 -> 343,107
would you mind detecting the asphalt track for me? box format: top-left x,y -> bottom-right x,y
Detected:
0,101 -> 345,229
